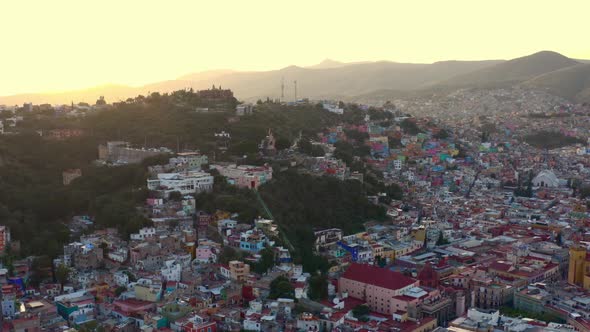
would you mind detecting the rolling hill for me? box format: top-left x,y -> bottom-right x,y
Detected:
1,51 -> 588,105
0,84 -> 140,106
434,51 -> 580,88
522,63 -> 590,103
0,59 -> 504,104
350,51 -> 590,104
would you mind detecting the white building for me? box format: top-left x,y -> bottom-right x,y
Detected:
217,219 -> 238,236
147,170 -> 214,198
532,170 -> 559,188
236,104 -> 253,116
404,171 -> 415,181
108,247 -> 129,263
243,317 -> 262,332
296,313 -> 321,331
169,152 -> 208,170
210,164 -> 272,189
172,253 -> 193,268
1,291 -> 16,318
322,103 -> 344,114
130,227 -> 156,241
393,159 -> 403,170
113,271 -> 130,287
161,260 -> 182,281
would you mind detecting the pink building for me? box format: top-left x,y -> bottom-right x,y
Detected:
113,299 -> 155,316
195,246 -> 216,263
339,263 -> 419,315
211,164 -> 272,189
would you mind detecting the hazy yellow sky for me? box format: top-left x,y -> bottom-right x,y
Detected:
2,0 -> 589,96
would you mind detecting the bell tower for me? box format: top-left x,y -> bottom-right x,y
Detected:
568,245 -> 587,286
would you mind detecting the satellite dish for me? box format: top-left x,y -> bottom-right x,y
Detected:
333,297 -> 340,305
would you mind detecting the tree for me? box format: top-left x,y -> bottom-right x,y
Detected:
259,171 -> 385,272
269,276 -> 294,299
400,119 -> 421,135
123,271 -> 137,282
524,131 -> 585,149
276,137 -> 291,150
556,232 -> 563,246
231,141 -> 259,155
344,129 -> 369,144
168,191 -> 183,201
352,304 -> 370,319
308,274 -> 328,301
30,256 -> 52,287
115,286 -> 127,296
218,246 -> 242,265
514,172 -> 533,198
55,264 -> 70,288
436,231 -> 449,246
434,129 -> 450,139
297,137 -> 313,155
385,184 -> 403,200
376,256 -> 388,267
253,247 -> 275,274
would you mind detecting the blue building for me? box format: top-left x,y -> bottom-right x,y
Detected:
239,229 -> 268,253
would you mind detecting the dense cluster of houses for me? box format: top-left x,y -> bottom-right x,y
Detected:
2,92 -> 590,332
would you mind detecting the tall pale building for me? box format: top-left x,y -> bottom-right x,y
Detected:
568,245 -> 590,288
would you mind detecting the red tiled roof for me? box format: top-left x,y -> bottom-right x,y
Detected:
393,295 -> 418,302
329,311 -> 347,322
341,263 -> 417,291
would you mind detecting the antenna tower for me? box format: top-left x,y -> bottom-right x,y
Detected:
281,77 -> 285,101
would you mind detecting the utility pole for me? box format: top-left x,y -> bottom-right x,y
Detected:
281,77 -> 285,102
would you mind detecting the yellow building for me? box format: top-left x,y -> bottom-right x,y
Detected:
372,244 -> 385,260
221,260 -> 251,282
380,247 -> 396,262
411,227 -> 426,242
568,245 -> 590,288
184,242 -> 196,259
135,282 -> 162,302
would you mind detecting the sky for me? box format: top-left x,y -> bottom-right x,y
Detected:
2,0 -> 589,96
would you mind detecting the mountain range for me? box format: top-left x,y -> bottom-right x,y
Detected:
1,51 -> 589,105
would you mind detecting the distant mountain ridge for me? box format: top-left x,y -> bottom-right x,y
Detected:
435,51 -> 579,88
522,63 -> 590,102
1,51 -> 589,105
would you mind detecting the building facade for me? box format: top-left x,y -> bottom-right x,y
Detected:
147,171 -> 214,198
339,263 -> 419,315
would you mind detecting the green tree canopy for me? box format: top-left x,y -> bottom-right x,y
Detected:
269,276 -> 294,299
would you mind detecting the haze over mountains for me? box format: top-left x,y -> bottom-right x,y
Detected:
2,51 -> 589,105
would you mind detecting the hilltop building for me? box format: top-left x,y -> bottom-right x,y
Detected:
210,164 -> 272,189
98,141 -> 171,164
197,85 -> 234,100
147,170 -> 214,198
236,104 -> 253,116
